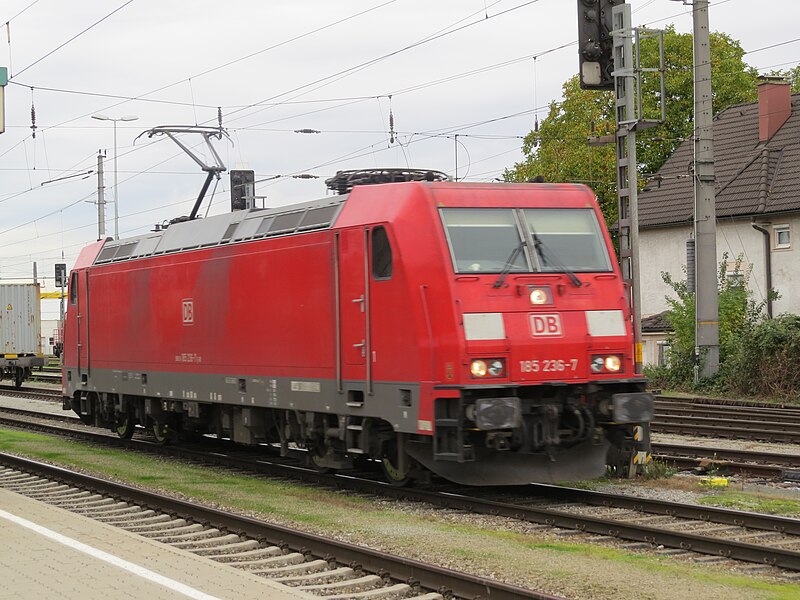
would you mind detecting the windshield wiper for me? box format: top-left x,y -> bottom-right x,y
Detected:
530,228 -> 582,288
492,240 -> 527,288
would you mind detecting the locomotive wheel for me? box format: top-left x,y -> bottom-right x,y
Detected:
152,421 -> 170,445
309,448 -> 333,473
14,368 -> 23,389
115,411 -> 135,440
381,446 -> 412,486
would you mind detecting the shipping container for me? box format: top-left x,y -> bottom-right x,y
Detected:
0,284 -> 45,387
0,284 -> 42,355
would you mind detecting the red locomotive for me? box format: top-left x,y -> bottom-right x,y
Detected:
63,169 -> 653,485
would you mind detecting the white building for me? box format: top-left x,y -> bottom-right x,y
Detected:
639,79 -> 799,321
40,319 -> 61,355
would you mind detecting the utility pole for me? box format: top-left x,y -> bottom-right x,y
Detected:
611,3 -> 643,373
691,0 -> 720,377
97,150 -> 106,240
0,66 -> 7,135
579,1 -> 664,374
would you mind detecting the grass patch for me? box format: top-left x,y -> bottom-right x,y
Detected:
698,491 -> 800,517
640,459 -> 678,480
0,428 -> 372,528
558,459 -> 677,489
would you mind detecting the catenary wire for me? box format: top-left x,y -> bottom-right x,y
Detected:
11,1 -> 137,79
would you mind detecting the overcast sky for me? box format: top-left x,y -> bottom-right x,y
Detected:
1,0 -> 798,318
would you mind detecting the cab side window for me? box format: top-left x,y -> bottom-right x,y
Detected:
69,272 -> 78,305
371,226 -> 393,280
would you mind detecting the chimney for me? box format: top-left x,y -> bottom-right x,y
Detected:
757,77 -> 791,142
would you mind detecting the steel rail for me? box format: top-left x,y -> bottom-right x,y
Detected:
4,410 -> 800,570
518,483 -> 800,535
656,398 -> 800,412
652,443 -> 800,468
652,454 -> 785,479
656,402 -> 800,424
0,386 -> 62,401
0,452 -> 562,600
654,414 -> 800,433
7,400 -> 800,473
0,406 -> 74,421
657,395 -> 800,411
652,418 -> 800,444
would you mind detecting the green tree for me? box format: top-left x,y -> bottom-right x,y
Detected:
506,27 -> 759,225
767,65 -> 800,92
506,76 -> 618,224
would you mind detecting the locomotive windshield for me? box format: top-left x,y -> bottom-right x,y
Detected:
440,208 -> 527,273
440,207 -> 611,274
523,208 -> 611,272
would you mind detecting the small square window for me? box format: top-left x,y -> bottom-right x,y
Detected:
725,260 -> 747,287
726,272 -> 744,287
774,225 -> 791,249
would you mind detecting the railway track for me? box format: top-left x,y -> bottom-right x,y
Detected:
27,370 -> 61,381
0,384 -> 62,402
657,394 -> 800,411
2,408 -> 800,574
0,453 -> 556,600
6,400 -> 800,475
653,397 -> 800,444
7,396 -> 798,481
6,387 -> 800,475
652,443 -> 800,480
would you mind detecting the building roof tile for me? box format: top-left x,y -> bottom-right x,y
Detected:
640,95 -> 800,228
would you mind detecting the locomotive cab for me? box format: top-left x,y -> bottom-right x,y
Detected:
405,194 -> 654,484
332,178 -> 654,484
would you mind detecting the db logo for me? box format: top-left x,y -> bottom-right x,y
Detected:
182,299 -> 194,325
530,313 -> 562,337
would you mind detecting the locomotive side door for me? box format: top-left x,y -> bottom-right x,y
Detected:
336,227 -> 370,395
71,270 -> 90,381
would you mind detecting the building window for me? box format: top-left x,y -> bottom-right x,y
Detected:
774,224 -> 791,249
726,272 -> 744,287
725,259 -> 747,287
657,341 -> 671,367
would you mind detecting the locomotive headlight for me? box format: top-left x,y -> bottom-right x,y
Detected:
530,288 -> 547,305
470,360 -> 488,377
527,286 -> 552,305
470,358 -> 505,378
591,354 -> 623,373
605,355 -> 622,372
488,359 -> 505,377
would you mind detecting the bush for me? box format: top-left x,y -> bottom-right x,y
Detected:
658,254 -> 777,393
722,314 -> 800,400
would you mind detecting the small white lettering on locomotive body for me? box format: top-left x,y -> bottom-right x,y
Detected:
175,352 -> 202,364
519,358 -> 579,373
290,381 -> 321,393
